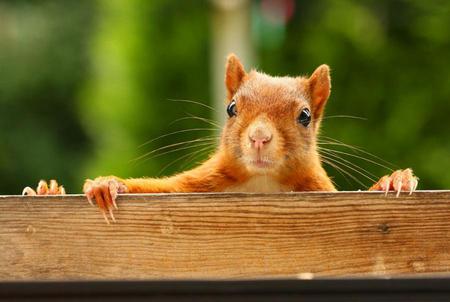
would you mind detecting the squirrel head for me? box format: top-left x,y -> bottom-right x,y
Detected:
220,53 -> 331,177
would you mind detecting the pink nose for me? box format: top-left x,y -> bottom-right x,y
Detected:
249,134 -> 272,150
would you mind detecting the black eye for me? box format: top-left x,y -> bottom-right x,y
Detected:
298,108 -> 311,127
227,100 -> 237,117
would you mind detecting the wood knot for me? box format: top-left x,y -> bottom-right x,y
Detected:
26,225 -> 36,234
377,223 -> 390,234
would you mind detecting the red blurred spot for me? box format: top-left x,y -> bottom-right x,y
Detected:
261,0 -> 295,25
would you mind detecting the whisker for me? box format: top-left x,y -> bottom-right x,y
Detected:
322,115 -> 367,121
157,144 -> 215,176
321,158 -> 359,188
167,98 -> 217,112
318,136 -> 397,169
131,137 -> 219,163
319,149 -> 377,183
143,141 -> 218,163
319,147 -> 394,172
319,147 -> 379,179
178,145 -> 216,171
169,116 -> 221,129
138,128 -> 216,149
320,155 -> 368,188
185,112 -> 222,128
320,159 -> 347,189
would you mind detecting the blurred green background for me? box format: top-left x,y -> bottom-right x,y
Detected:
0,0 -> 448,194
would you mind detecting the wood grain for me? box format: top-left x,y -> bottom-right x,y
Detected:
1,191 -> 450,280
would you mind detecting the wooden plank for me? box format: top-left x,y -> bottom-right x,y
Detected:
0,191 -> 450,280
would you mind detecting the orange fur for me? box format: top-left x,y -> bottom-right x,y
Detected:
111,54 -> 336,193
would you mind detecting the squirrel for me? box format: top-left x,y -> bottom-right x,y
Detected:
22,54 -> 418,223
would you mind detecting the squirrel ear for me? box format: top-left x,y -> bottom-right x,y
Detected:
308,64 -> 331,120
225,53 -> 247,101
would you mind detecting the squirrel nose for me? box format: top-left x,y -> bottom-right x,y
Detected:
251,137 -> 271,150
249,129 -> 272,150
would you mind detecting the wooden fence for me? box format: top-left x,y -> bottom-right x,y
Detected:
1,191 -> 450,280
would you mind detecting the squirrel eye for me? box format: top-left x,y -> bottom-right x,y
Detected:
298,108 -> 311,127
227,100 -> 237,117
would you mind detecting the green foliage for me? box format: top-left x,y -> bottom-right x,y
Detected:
0,0 -> 448,194
79,0 -> 211,190
0,0 -> 95,194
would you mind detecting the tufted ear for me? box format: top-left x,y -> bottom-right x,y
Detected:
225,53 -> 247,101
308,64 -> 331,121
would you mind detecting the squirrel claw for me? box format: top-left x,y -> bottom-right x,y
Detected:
83,177 -> 128,224
22,180 -> 66,196
22,187 -> 36,196
109,208 -> 116,222
369,168 -> 419,197
410,178 -> 418,195
86,194 -> 94,206
101,211 -> 110,225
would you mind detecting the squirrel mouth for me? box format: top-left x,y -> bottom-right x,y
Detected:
249,158 -> 273,169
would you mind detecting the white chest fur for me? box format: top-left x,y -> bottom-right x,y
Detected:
223,175 -> 291,193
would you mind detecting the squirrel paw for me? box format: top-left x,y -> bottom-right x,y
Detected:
22,180 -> 66,196
83,177 -> 128,224
369,168 -> 419,197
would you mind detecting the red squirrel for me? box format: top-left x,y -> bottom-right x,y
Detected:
23,54 -> 418,223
